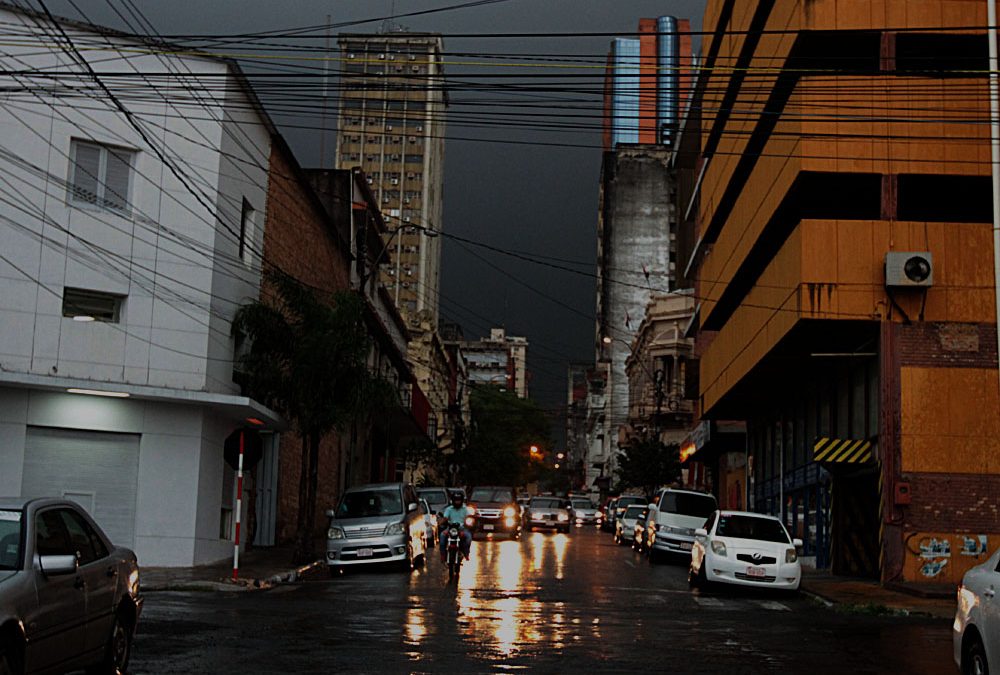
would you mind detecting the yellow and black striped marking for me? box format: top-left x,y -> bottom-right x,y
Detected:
813,437 -> 874,464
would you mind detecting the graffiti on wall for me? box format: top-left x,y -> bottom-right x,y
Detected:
916,535 -> 989,578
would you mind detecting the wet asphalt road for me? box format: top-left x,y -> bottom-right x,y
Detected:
130,528 -> 954,674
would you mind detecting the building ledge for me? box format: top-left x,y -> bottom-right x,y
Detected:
0,370 -> 285,430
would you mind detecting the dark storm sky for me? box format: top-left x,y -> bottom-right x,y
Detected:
43,0 -> 707,426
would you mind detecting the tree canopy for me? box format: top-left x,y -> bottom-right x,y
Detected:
459,386 -> 551,487
614,438 -> 681,498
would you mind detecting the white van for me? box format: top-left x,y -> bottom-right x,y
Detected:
645,488 -> 718,562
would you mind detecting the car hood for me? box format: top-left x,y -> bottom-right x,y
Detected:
471,501 -> 510,508
332,515 -> 401,530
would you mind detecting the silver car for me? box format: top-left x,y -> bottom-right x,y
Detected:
570,498 -> 601,526
326,483 -> 428,572
525,497 -> 572,534
615,504 -> 647,545
0,498 -> 143,675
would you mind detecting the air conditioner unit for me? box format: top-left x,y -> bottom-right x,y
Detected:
885,252 -> 933,288
391,178 -> 399,185
378,54 -> 386,60
403,216 -> 411,223
386,125 -> 393,131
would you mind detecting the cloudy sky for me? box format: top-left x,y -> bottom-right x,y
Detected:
42,0 -> 708,433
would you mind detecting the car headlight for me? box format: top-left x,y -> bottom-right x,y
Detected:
384,522 -> 405,536
785,547 -> 798,563
557,513 -> 569,522
504,506 -> 516,518
465,516 -> 475,527
467,505 -> 476,515
327,526 -> 345,540
710,540 -> 727,556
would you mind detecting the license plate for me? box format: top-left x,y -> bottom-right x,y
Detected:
679,542 -> 692,551
482,524 -> 494,531
357,548 -> 373,558
746,565 -> 766,577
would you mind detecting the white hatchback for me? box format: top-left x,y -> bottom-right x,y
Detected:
954,546 -> 1000,675
689,510 -> 802,592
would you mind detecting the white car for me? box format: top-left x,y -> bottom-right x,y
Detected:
689,510 -> 802,592
954,546 -> 1000,675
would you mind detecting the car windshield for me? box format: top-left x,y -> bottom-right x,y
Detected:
716,515 -> 790,543
617,497 -> 644,508
418,490 -> 448,506
530,498 -> 564,509
0,510 -> 22,570
572,500 -> 593,510
470,488 -> 513,503
660,492 -> 717,518
335,490 -> 403,519
624,505 -> 646,519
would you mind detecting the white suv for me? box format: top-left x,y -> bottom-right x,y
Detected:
645,488 -> 718,562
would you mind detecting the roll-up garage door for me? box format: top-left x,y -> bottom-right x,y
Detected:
22,427 -> 140,547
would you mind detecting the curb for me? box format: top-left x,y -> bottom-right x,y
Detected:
142,559 -> 324,593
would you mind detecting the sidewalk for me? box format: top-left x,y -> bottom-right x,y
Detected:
801,569 -> 956,619
141,543 -> 324,592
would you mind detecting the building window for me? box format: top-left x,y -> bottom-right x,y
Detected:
239,198 -> 255,264
62,287 -> 124,323
68,139 -> 134,212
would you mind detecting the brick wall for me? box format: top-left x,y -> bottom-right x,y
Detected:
904,473 -> 1000,532
263,141 -> 353,544
898,322 -> 998,369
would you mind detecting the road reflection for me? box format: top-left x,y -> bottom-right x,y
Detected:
450,532 -> 574,658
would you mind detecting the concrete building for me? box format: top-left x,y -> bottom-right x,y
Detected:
594,146 -> 676,489
334,33 -> 447,324
0,4 -> 281,566
462,328 -> 529,399
565,363 -> 590,491
689,0 -> 999,584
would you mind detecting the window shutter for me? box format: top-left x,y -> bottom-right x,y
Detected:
71,142 -> 100,204
103,148 -> 131,210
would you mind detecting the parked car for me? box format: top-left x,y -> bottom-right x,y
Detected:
633,507 -> 652,553
600,498 -> 617,532
418,498 -> 438,550
611,495 -> 647,533
645,488 -> 719,562
689,510 -> 802,592
525,496 -> 572,534
467,486 -> 521,538
326,482 -> 428,572
416,487 -> 450,518
954,545 -> 1000,675
614,504 -> 646,545
0,497 -> 143,675
570,498 -> 601,526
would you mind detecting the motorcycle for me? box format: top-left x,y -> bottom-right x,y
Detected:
445,524 -> 464,579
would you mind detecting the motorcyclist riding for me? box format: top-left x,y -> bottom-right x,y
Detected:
439,491 -> 472,563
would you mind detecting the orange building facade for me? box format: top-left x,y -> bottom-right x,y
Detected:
690,0 -> 999,584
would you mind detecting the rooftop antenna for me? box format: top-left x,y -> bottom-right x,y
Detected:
380,0 -> 398,33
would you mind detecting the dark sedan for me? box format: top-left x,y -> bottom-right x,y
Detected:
0,498 -> 143,675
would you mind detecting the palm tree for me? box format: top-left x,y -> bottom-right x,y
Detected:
232,269 -> 389,562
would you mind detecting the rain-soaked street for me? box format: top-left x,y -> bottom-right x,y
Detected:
130,528 -> 953,673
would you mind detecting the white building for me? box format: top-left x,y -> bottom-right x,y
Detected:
462,328 -> 529,399
0,4 -> 282,566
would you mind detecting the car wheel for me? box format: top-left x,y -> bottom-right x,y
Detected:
963,634 -> 989,675
86,611 -> 131,675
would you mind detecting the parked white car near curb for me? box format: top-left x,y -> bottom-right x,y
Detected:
954,546 -> 1000,675
689,510 -> 802,592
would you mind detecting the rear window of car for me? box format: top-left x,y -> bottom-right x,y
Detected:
418,490 -> 448,505
660,492 -> 717,518
0,510 -> 22,570
716,515 -> 790,543
530,498 -> 564,509
617,496 -> 645,508
624,505 -> 646,519
336,490 -> 403,518
470,489 -> 513,503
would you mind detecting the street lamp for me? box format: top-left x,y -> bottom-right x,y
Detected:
362,219 -> 439,284
530,445 -> 540,455
556,452 -> 565,460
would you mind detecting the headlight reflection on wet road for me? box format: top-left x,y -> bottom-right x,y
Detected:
456,537 -> 527,657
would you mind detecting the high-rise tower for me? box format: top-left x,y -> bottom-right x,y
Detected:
335,33 -> 447,322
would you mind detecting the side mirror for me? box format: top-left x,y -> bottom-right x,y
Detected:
39,554 -> 78,576
793,538 -> 803,548
325,509 -> 336,518
407,502 -> 417,513
647,504 -> 656,510
694,528 -> 708,538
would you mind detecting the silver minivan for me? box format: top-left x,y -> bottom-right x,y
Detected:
645,488 -> 718,562
326,483 -> 428,572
